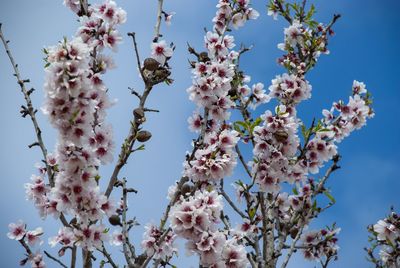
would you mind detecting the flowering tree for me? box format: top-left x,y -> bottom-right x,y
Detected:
2,0 -> 394,267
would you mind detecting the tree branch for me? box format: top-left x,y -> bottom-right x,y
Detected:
0,23 -> 71,228
220,179 -> 248,219
153,0 -> 164,42
44,250 -> 68,268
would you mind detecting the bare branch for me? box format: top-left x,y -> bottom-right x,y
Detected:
0,24 -> 70,228
219,179 -> 248,219
97,244 -> 119,268
280,224 -> 305,268
0,25 -> 52,185
127,32 -> 146,83
144,108 -> 160,113
44,250 -> 68,268
71,246 -> 77,268
121,179 -> 136,267
235,144 -> 252,178
153,0 -> 164,42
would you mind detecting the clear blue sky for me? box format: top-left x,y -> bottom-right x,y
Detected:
0,0 -> 399,267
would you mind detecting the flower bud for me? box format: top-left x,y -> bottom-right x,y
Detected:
136,130 -> 152,142
143,58 -> 160,71
109,215 -> 123,227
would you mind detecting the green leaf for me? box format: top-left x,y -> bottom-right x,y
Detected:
292,187 -> 299,195
251,117 -> 262,131
136,144 -> 145,151
249,207 -> 256,220
312,200 -> 318,211
324,191 -> 336,204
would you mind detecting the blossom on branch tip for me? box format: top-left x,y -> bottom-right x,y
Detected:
151,40 -> 173,65
7,220 -> 26,241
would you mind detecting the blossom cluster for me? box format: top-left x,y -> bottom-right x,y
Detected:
8,221 -> 45,267
369,212 -> 400,267
322,80 -> 374,142
300,227 -> 340,261
141,224 -> 177,261
24,167 -> 54,219
170,189 -> 224,265
169,189 -> 247,267
214,0 -> 259,32
274,17 -> 333,74
251,79 -> 374,193
252,106 -> 303,192
187,0 -> 258,121
184,128 -> 240,182
300,81 -> 374,174
268,73 -> 312,106
35,0 -> 125,250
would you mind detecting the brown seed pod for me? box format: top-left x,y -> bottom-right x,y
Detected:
143,58 -> 160,71
274,130 -> 289,143
290,228 -> 299,239
109,215 -> 122,227
136,130 -> 152,142
180,183 -> 192,196
199,51 -> 210,62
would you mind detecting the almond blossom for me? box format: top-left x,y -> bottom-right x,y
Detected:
7,220 -> 26,241
151,40 -> 173,65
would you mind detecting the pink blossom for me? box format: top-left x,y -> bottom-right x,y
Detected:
151,40 -> 173,65
7,220 -> 26,241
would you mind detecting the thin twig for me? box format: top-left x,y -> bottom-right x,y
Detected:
0,24 -> 70,228
153,0 -> 164,42
71,246 -> 77,268
121,179 -> 136,267
44,250 -> 68,268
144,108 -> 160,113
141,228 -> 172,268
0,24 -> 52,185
127,32 -> 145,83
19,239 -> 33,256
220,180 -> 247,219
97,244 -> 119,268
235,144 -> 252,178
280,224 -> 305,268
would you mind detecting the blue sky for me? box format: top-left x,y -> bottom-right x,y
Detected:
0,0 -> 399,267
